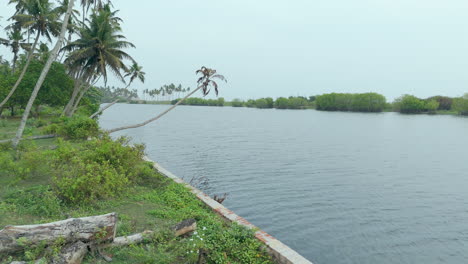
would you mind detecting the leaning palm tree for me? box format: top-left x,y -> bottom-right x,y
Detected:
0,0 -> 61,109
124,63 -> 145,88
107,66 -> 226,134
61,4 -> 135,116
12,0 -> 76,148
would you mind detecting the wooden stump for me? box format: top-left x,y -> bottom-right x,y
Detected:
0,213 -> 117,255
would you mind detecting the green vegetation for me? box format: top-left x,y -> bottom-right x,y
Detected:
452,94 -> 468,115
315,93 -> 386,112
0,117 -> 273,263
171,97 -> 225,106
275,96 -> 311,109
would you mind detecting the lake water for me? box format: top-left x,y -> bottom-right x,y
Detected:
100,104 -> 468,264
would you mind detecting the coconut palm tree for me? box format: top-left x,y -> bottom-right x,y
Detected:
0,0 -> 61,109
61,4 -> 135,116
107,66 -> 226,134
12,0 -> 76,148
124,62 -> 145,88
0,27 -> 31,73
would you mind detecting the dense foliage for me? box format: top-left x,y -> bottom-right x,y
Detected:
315,93 -> 386,112
393,95 -> 442,114
171,97 -> 225,106
452,94 -> 468,115
0,58 -> 74,115
0,130 -> 273,263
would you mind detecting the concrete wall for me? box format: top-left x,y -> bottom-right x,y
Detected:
144,157 -> 313,264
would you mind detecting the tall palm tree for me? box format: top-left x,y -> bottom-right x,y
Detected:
107,66 -> 226,134
80,0 -> 112,23
0,0 -> 61,109
12,0 -> 76,148
0,27 -> 30,73
124,62 -> 145,89
61,4 -> 135,116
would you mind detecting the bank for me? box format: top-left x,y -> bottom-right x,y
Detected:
0,115 -> 310,263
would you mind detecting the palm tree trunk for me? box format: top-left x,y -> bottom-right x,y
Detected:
12,52 -> 18,74
62,75 -> 85,116
107,85 -> 202,134
12,0 -> 76,148
90,99 -> 119,119
69,83 -> 91,116
0,31 -> 40,109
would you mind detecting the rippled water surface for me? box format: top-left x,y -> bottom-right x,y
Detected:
100,104 -> 468,264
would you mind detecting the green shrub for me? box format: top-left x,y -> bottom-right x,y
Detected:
47,115 -> 99,139
316,93 -> 386,112
452,94 -> 468,115
395,95 -> 426,113
3,186 -> 63,218
231,99 -> 244,107
50,136 -> 154,204
424,99 -> 439,113
52,159 -> 129,203
0,152 -> 30,180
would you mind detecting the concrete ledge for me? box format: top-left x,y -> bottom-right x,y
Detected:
144,157 -> 313,264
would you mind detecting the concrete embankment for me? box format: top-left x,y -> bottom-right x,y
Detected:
144,157 -> 313,264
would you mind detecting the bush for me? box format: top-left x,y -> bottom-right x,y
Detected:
172,97 -> 225,107
424,99 -> 439,113
50,136 -> 155,204
274,97 -> 289,109
231,99 -> 244,107
316,93 -> 386,112
52,158 -> 129,203
452,94 -> 468,115
395,95 -> 426,113
427,96 -> 453,110
3,186 -> 63,218
45,115 -> 99,139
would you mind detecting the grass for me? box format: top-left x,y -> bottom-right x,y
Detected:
0,117 -> 273,264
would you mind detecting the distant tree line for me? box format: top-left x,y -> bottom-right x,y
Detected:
167,92 -> 468,116
144,83 -> 191,101
171,97 -> 225,106
315,93 -> 386,112
96,86 -> 138,103
232,96 -> 314,109
392,94 -> 464,114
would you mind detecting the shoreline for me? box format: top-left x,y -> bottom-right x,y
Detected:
144,156 -> 313,264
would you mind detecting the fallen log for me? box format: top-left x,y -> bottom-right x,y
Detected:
174,218 -> 197,237
51,241 -> 88,264
0,213 -> 117,255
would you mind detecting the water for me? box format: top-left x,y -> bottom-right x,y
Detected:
100,104 -> 468,264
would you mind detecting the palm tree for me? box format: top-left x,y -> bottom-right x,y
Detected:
62,4 -> 135,116
0,27 -> 30,73
0,0 -> 61,109
124,62 -> 145,88
12,0 -> 76,148
107,66 -> 226,134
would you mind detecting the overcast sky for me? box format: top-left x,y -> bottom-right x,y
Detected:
1,0 -> 467,101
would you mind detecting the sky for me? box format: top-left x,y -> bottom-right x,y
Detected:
1,0 -> 468,101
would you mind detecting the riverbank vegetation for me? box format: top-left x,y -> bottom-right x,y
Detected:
162,93 -> 468,116
0,0 -> 268,262
0,115 -> 273,263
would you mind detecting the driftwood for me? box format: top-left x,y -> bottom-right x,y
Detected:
51,241 -> 88,264
0,213 -> 117,255
174,218 -> 197,237
3,216 -> 197,264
